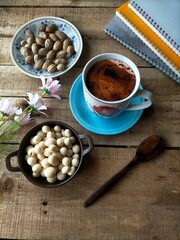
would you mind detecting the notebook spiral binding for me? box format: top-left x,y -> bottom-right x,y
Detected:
104,27 -> 179,83
118,10 -> 180,73
131,0 -> 180,51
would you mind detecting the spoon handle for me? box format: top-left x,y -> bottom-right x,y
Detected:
84,156 -> 138,208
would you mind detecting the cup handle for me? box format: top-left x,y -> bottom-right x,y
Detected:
79,134 -> 93,156
5,150 -> 21,172
126,89 -> 153,110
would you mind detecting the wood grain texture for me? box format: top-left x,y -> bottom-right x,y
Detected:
0,37 -> 152,67
0,97 -> 179,147
0,148 -> 179,240
0,66 -> 179,147
0,0 -> 122,7
0,1 -> 179,239
0,7 -> 152,67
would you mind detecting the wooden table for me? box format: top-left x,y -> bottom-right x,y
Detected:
0,1 -> 179,239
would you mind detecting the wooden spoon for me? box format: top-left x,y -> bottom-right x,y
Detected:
84,135 -> 164,208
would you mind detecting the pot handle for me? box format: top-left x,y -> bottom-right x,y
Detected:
5,150 -> 21,172
79,134 -> 93,156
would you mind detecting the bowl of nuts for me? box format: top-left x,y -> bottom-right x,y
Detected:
5,121 -> 93,187
10,16 -> 83,78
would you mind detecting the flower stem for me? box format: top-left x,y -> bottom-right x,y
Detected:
0,115 -> 14,128
42,91 -> 47,97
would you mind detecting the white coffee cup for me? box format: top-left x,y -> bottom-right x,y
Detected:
82,53 -> 153,117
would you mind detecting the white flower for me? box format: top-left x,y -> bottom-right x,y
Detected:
14,110 -> 33,125
0,99 -> 20,117
40,77 -> 61,99
25,92 -> 47,115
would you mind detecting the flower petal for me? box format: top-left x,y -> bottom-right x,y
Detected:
51,94 -> 61,99
40,77 -> 46,87
0,99 -> 19,116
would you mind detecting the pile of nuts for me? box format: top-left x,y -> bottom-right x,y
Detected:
20,23 -> 75,73
25,124 -> 80,183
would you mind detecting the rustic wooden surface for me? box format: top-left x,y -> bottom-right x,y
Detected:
0,1 -> 179,240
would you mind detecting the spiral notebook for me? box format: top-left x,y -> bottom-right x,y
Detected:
104,15 -> 179,83
104,1 -> 180,83
115,2 -> 180,76
129,0 -> 180,56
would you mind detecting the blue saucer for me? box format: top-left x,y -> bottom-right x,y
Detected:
69,74 -> 144,135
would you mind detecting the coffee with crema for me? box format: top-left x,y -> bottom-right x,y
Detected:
86,59 -> 136,101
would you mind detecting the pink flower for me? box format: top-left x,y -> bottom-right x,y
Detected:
14,110 -> 33,125
25,92 -> 47,115
0,99 -> 20,117
40,77 -> 61,99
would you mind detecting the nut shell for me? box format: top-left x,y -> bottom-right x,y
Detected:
63,38 -> 71,50
25,55 -> 34,64
45,39 -> 53,49
53,40 -> 63,51
47,64 -> 57,73
19,22 -> 76,73
56,50 -> 67,59
38,24 -> 47,32
24,43 -> 32,49
27,37 -> 35,44
35,37 -> 44,46
57,63 -> 65,71
25,29 -> 35,39
54,58 -> 66,65
46,24 -> 57,33
42,60 -> 52,71
46,50 -> 56,60
20,47 -> 31,57
20,40 -> 27,47
31,43 -> 39,54
38,31 -> 49,40
34,54 -> 40,62
49,33 -> 59,42
38,47 -> 49,57
34,59 -> 44,69
55,30 -> 67,41
67,45 -> 75,56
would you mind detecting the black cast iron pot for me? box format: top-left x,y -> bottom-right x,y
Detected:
5,121 -> 93,188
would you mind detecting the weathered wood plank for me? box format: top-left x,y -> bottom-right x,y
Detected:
0,66 -> 178,100
0,96 -> 179,147
0,65 -> 179,147
0,147 -> 179,240
0,36 -> 152,67
0,7 -> 117,35
0,2 -> 179,240
0,0 -> 123,7
0,6 -> 152,67
0,5 -> 163,69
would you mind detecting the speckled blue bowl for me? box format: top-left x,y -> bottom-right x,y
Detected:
10,16 -> 83,79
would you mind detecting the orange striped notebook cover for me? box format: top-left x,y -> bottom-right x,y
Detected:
116,2 -> 180,76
